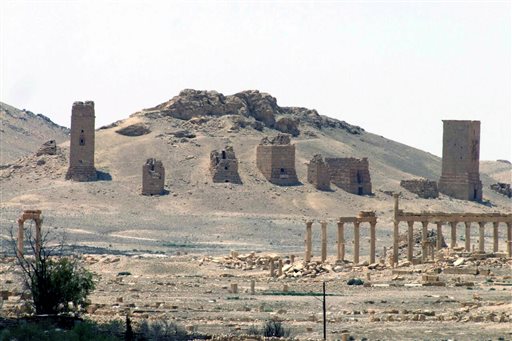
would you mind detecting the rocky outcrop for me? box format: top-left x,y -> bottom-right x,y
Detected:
232,90 -> 278,127
143,89 -> 364,136
490,183 -> 511,198
274,117 -> 300,137
116,123 -> 151,136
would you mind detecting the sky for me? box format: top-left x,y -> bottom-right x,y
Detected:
1,1 -> 510,160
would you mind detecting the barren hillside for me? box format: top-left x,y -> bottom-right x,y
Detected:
1,90 -> 510,256
0,102 -> 70,164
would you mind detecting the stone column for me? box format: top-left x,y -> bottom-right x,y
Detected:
421,221 -> 428,262
507,222 -> 512,258
278,259 -> 283,277
493,222 -> 499,253
354,221 -> 360,264
17,219 -> 24,258
407,221 -> 414,261
35,220 -> 42,259
393,193 -> 399,264
478,222 -> 485,253
393,221 -> 399,264
320,221 -> 327,263
450,222 -> 457,248
436,222 -> 443,251
250,280 -> 255,295
337,221 -> 345,261
464,222 -> 471,252
305,221 -> 313,262
370,221 -> 376,264
270,260 -> 276,277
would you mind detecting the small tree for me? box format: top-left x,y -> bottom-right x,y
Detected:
11,223 -> 95,315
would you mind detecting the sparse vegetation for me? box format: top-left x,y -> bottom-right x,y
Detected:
12,225 -> 95,315
263,320 -> 290,337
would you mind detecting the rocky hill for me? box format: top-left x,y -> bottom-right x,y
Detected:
0,102 -> 69,164
0,90 -> 510,256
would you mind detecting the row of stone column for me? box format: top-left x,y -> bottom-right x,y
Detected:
305,220 -> 377,264
392,220 -> 512,263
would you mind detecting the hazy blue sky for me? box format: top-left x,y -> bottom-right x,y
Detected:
1,1 -> 510,160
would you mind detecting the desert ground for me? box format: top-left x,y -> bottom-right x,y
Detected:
1,93 -> 511,340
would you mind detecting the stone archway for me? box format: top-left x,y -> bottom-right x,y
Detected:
17,210 -> 42,258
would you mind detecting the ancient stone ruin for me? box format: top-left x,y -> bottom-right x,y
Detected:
306,154 -> 330,190
17,210 -> 42,258
325,157 -> 372,195
391,194 -> 512,264
490,183 -> 511,198
65,101 -> 97,181
256,133 -> 299,185
438,120 -> 482,201
209,146 -> 242,184
400,178 -> 439,198
36,140 -> 57,156
305,211 -> 378,265
142,158 -> 165,195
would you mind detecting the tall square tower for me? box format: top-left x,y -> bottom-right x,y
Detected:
438,120 -> 482,201
65,101 -> 97,181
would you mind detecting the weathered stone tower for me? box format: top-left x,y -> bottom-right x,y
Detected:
256,133 -> 299,185
210,146 -> 242,184
438,120 -> 482,201
325,157 -> 372,195
142,158 -> 165,195
307,154 -> 331,190
65,101 -> 97,181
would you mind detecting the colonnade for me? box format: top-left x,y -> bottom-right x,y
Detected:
304,212 -> 378,264
392,194 -> 512,263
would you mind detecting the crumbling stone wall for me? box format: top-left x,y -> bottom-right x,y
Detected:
438,120 -> 482,201
210,146 -> 242,184
142,158 -> 165,195
256,134 -> 299,185
65,101 -> 97,181
490,183 -> 511,198
307,154 -> 330,190
325,157 -> 372,195
400,178 -> 439,198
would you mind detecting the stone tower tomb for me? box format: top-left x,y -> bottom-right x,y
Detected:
142,158 -> 165,195
438,120 -> 482,201
65,101 -> 97,181
307,154 -> 331,190
256,133 -> 299,185
210,146 -> 242,184
325,157 -> 372,195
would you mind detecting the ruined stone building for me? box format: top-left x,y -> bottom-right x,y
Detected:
400,178 -> 439,199
210,146 -> 242,184
306,154 -> 330,190
65,101 -> 97,181
142,158 -> 165,195
438,120 -> 482,201
256,133 -> 299,185
325,157 -> 372,195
